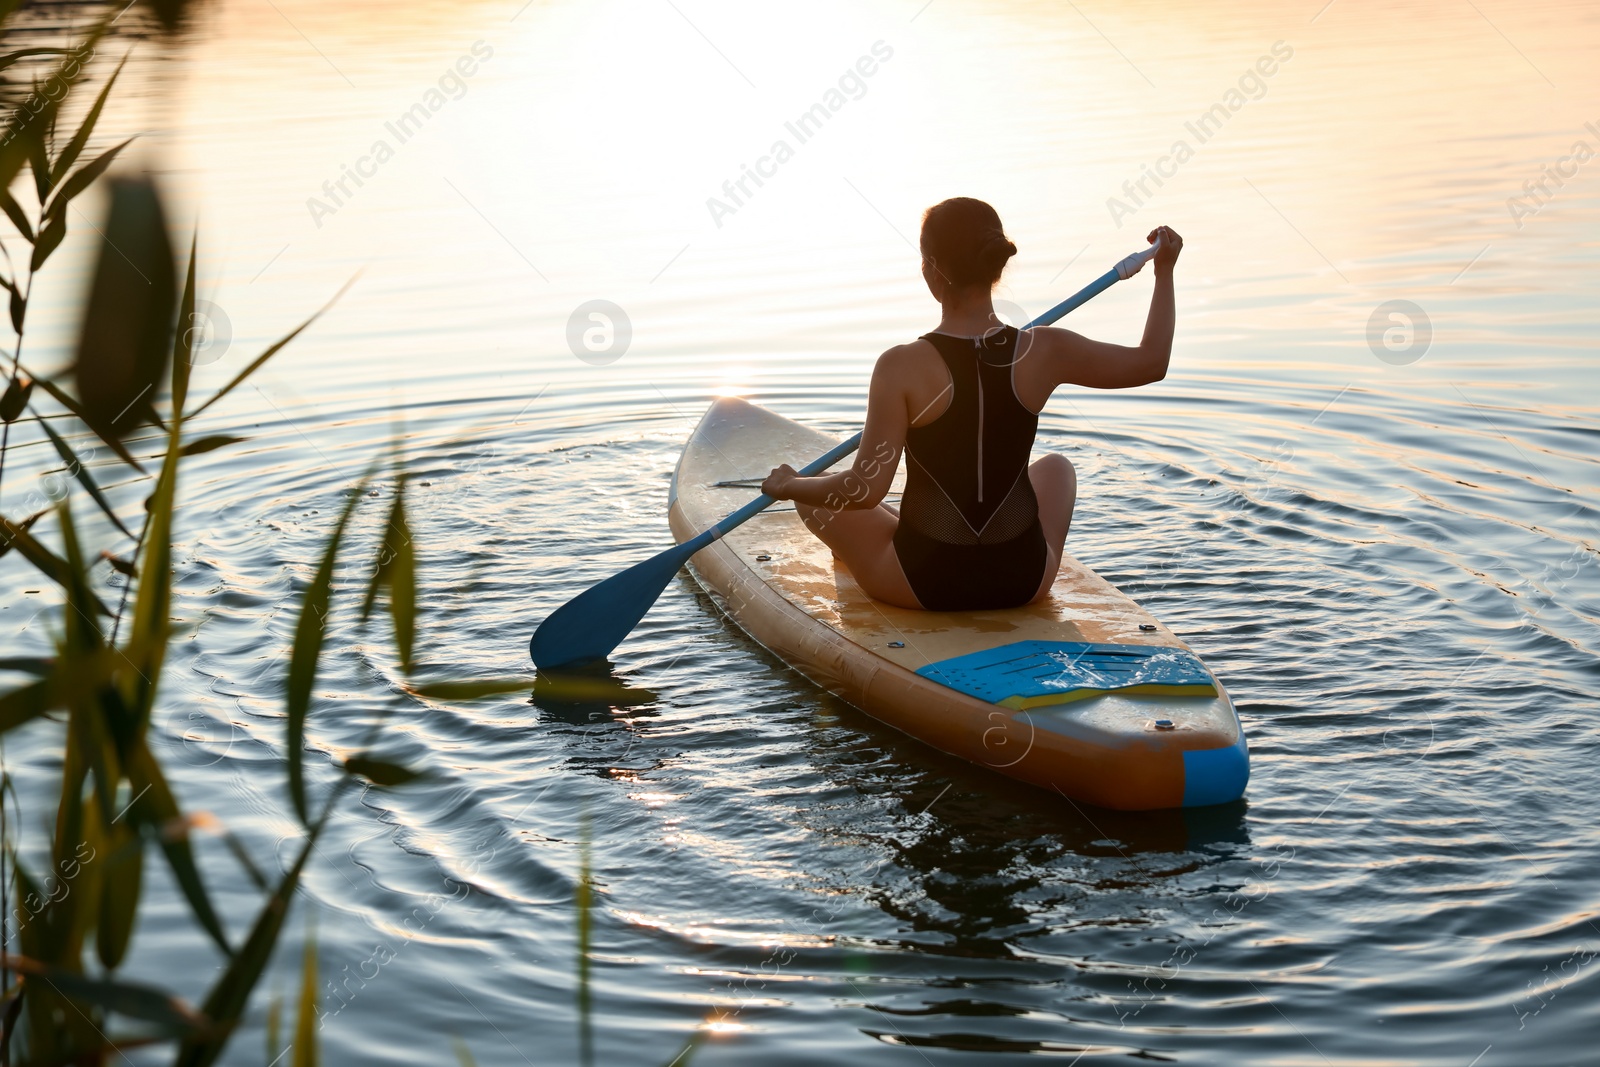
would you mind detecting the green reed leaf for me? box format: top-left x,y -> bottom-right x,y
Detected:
29,212 -> 64,271
0,647 -> 117,736
11,858 -> 44,960
50,52 -> 128,185
221,829 -> 268,893
55,497 -> 105,652
292,915 -> 318,1067
188,275 -> 357,419
286,474 -> 371,827
32,408 -> 134,538
361,475 -> 416,671
0,676 -> 53,732
125,302 -> 189,726
43,137 -> 133,226
0,23 -> 108,196
95,817 -> 142,969
25,125 -> 50,206
101,551 -> 136,577
6,955 -> 208,1036
145,0 -> 193,33
342,754 -> 421,787
0,509 -> 71,587
24,368 -> 146,471
73,176 -> 176,442
178,834 -> 315,1067
57,500 -> 123,834
358,541 -> 387,624
125,739 -> 230,956
0,373 -> 32,422
171,232 -> 196,414
0,185 -> 32,241
0,655 -> 53,675
179,434 -> 247,457
8,861 -> 60,1047
0,507 -> 44,561
0,47 -> 71,75
389,485 -> 416,673
266,993 -> 283,1067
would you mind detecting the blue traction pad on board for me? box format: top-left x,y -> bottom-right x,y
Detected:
915,640 -> 1216,709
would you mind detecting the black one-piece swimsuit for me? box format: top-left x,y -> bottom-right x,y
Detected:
892,326 -> 1049,611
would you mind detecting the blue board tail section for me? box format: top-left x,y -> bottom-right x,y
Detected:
1182,729 -> 1250,807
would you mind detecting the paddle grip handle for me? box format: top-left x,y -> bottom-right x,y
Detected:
1033,238 -> 1160,327
1115,235 -> 1163,281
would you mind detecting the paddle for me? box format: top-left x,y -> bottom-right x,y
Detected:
529,237 -> 1163,669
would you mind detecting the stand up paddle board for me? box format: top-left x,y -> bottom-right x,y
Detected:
668,397 -> 1248,811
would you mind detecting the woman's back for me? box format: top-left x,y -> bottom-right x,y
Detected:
893,326 -> 1047,610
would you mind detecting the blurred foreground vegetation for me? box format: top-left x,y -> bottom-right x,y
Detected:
0,2 -> 526,1062
0,2 -> 706,1060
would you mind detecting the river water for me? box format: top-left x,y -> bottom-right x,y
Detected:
3,0 -> 1599,1063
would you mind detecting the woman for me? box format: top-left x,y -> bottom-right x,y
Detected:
760,197 -> 1181,611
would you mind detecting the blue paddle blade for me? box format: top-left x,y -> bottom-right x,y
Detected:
529,539 -> 698,669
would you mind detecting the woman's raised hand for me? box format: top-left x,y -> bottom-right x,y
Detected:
1147,225 -> 1183,275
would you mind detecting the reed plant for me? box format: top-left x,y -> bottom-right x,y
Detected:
0,5 -> 523,1062
1,5 -> 706,1063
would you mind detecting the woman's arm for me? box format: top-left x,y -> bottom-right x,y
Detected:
761,346 -> 912,510
1038,225 -> 1182,391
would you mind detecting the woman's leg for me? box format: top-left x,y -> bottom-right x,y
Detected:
1028,453 -> 1077,602
794,500 -> 923,609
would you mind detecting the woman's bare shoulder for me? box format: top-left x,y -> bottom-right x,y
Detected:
1028,325 -> 1088,354
874,337 -> 939,375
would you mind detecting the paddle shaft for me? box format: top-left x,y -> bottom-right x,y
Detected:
528,238 -> 1161,668
682,239 -> 1163,556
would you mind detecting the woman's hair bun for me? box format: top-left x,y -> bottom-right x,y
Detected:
980,233 -> 1018,271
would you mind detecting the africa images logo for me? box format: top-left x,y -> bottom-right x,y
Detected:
305,40 -> 495,228
1106,41 -> 1294,228
705,41 -> 895,228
